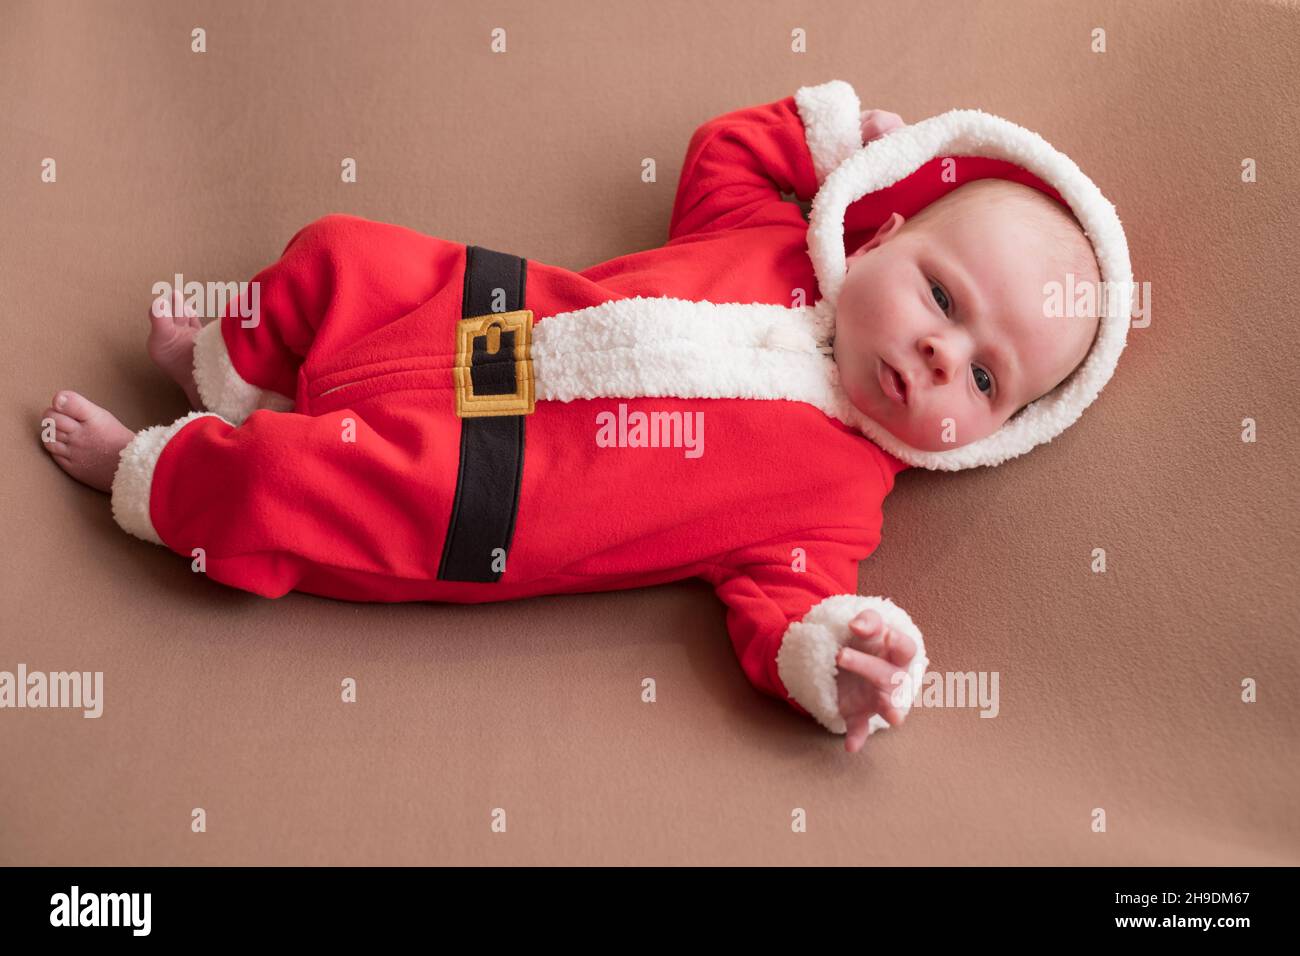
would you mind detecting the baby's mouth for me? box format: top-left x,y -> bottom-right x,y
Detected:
878,358 -> 909,406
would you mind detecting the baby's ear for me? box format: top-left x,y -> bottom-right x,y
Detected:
849,212 -> 905,261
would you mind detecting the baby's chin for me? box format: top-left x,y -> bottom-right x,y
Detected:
846,395 -> 995,452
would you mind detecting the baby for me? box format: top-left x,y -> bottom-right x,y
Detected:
38,80 -> 1127,754
836,173 -> 1101,452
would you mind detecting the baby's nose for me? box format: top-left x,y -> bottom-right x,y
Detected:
920,336 -> 960,385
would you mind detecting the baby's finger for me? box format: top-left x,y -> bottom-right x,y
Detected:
848,609 -> 883,639
844,713 -> 871,753
861,108 -> 902,125
880,628 -> 918,670
838,645 -> 904,695
861,110 -> 904,140
874,679 -> 911,728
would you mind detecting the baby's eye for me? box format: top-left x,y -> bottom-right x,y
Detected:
930,281 -> 952,314
972,365 -> 993,395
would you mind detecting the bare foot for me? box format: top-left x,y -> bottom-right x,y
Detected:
148,290 -> 204,410
40,390 -> 136,493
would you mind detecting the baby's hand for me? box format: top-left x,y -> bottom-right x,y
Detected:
860,109 -> 905,144
836,608 -> 918,753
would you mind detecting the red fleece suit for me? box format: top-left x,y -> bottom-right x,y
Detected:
111,80 -> 951,736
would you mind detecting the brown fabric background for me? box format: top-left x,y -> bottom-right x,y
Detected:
2,0 -> 1297,865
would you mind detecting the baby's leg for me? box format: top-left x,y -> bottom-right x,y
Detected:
38,387 -> 420,598
109,400 -> 436,599
149,221 -> 330,423
155,214 -> 449,427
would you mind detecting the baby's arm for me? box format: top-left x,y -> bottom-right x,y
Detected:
711,532 -> 928,751
668,79 -> 867,240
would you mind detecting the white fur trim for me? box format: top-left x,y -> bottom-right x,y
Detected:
110,411 -> 229,546
533,296 -> 914,442
776,594 -> 929,736
192,319 -> 295,425
532,297 -> 833,403
530,297 -> 899,441
805,87 -> 1134,470
793,79 -> 864,183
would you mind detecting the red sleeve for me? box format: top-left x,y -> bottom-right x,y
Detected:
711,530 -> 866,720
668,80 -> 864,240
710,526 -> 930,737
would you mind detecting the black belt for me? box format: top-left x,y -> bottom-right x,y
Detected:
436,245 -> 535,583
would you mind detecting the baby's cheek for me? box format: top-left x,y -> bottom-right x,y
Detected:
950,409 -> 1004,448
833,352 -> 868,406
911,412 -> 949,448
910,405 -> 974,449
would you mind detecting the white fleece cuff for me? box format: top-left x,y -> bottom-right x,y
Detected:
192,319 -> 294,426
110,410 -> 230,546
793,79 -> 864,184
776,594 -> 929,736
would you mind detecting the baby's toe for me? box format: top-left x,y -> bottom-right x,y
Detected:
38,416 -> 71,458
44,408 -> 78,438
157,290 -> 201,326
40,403 -> 80,458
51,389 -> 100,423
149,290 -> 187,329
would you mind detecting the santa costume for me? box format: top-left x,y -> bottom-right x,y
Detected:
110,79 -> 1133,737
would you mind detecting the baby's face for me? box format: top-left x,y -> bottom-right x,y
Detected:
833,200 -> 1100,451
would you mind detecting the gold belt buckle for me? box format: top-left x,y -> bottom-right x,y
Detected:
454,309 -> 536,418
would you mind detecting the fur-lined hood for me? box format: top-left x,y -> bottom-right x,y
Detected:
795,79 -> 1134,471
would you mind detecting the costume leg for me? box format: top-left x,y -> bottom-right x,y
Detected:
118,215 -> 457,594
111,403 -> 441,599
193,214 -> 449,425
